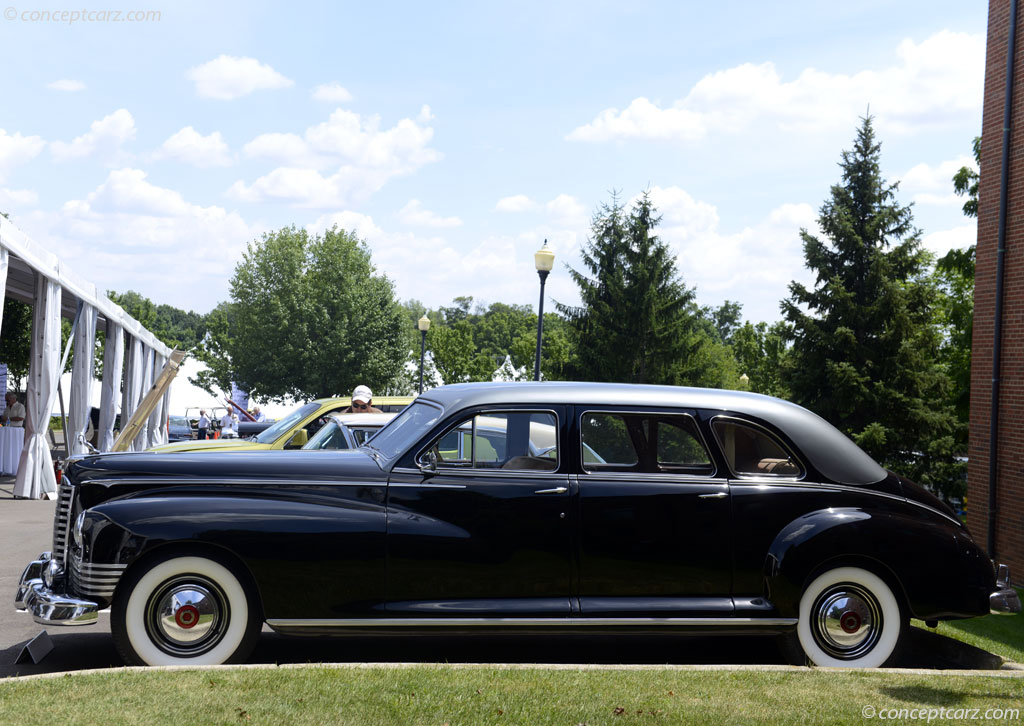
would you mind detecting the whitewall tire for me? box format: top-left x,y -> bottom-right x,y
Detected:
796,566 -> 904,668
112,554 -> 260,666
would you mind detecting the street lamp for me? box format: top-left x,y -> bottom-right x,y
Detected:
417,315 -> 431,394
739,373 -> 750,389
533,240 -> 555,381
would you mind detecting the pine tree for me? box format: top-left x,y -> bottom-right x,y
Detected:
782,117 -> 959,498
561,192 -> 734,386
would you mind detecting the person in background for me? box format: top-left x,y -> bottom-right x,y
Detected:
2,392 -> 25,427
197,410 -> 210,440
220,408 -> 237,438
252,406 -> 266,422
343,385 -> 382,414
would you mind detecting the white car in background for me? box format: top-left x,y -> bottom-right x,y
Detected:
301,412 -> 396,450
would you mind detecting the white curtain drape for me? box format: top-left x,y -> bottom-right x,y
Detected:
120,336 -> 144,451
146,353 -> 166,448
68,304 -> 97,456
13,275 -> 61,499
133,347 -> 154,451
98,320 -> 124,452
0,247 -> 8,332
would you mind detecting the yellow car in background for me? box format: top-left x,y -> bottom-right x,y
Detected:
148,395 -> 414,453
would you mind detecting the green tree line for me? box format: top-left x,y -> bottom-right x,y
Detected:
16,116 -> 971,502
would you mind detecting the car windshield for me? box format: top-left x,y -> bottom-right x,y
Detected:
254,402 -> 320,444
363,400 -> 443,459
303,420 -> 350,450
170,416 -> 189,427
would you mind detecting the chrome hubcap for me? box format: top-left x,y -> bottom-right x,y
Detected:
146,576 -> 228,656
812,584 -> 882,659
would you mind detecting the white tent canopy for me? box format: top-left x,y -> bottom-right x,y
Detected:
0,216 -> 173,499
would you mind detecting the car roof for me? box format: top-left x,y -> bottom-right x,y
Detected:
325,412 -> 396,426
418,382 -> 886,486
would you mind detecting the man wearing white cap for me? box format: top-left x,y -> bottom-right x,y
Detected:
344,385 -> 382,413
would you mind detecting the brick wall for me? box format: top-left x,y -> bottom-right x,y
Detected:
968,0 -> 1024,584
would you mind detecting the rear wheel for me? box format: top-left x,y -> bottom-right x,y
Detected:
112,554 -> 261,666
796,566 -> 904,668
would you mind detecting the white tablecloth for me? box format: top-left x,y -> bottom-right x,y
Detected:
0,427 -> 25,476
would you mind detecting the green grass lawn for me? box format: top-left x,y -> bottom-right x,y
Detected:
914,587 -> 1024,664
1,666 -> 1022,726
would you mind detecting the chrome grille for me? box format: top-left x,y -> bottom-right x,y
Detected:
69,551 -> 125,598
51,479 -> 73,565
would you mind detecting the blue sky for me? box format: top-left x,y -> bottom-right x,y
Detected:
0,0 -> 986,325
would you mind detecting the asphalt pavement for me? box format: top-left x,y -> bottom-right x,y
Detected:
0,475 -> 1009,678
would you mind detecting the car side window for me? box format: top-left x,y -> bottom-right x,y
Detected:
711,418 -> 803,478
434,411 -> 558,471
581,413 -> 713,475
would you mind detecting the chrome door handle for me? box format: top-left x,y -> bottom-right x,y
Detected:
698,492 -> 728,499
535,487 -> 568,495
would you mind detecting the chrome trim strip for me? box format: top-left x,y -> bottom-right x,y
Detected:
76,562 -> 128,571
267,617 -> 798,628
82,477 -> 383,488
389,482 -> 467,489
52,481 -> 73,566
727,479 -> 964,528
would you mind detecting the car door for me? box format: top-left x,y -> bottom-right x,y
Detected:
386,406 -> 573,618
575,407 -> 734,617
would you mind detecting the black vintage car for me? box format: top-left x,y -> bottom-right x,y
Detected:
15,382 -> 1020,668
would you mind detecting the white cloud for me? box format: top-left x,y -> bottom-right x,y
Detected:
900,155 -> 975,208
20,168 -> 260,313
641,186 -> 817,323
154,127 -> 232,167
311,82 -> 353,103
569,30 -> 984,143
922,225 -> 976,258
47,79 -> 86,92
50,109 -> 136,162
0,129 -> 46,182
186,55 -> 294,101
307,210 -> 382,239
0,188 -> 39,208
495,194 -> 537,212
398,199 -> 462,228
545,194 -> 587,228
231,108 -> 442,207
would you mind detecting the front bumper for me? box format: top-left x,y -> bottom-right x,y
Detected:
990,564 -> 1022,615
14,552 -> 98,626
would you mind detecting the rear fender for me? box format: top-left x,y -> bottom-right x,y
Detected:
763,507 -> 981,619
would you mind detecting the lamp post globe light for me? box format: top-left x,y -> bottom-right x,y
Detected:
417,315 -> 431,394
533,240 -> 555,382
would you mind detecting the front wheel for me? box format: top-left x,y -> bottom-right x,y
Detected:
796,566 -> 905,668
112,554 -> 261,666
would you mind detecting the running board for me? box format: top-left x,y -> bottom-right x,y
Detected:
266,616 -> 798,636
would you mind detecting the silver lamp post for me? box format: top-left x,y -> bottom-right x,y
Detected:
533,240 -> 555,382
417,315 -> 431,394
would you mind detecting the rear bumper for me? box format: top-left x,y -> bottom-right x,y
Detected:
13,552 -> 99,626
990,564 -> 1021,615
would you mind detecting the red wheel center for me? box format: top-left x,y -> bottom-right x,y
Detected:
175,605 -> 200,629
840,610 -> 862,633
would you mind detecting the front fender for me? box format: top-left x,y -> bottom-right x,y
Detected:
764,506 -> 987,620
84,491 -> 387,619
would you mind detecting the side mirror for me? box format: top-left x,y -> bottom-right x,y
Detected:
286,429 -> 309,449
418,448 -> 438,476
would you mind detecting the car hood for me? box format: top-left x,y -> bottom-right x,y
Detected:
148,439 -> 271,453
66,448 -> 386,485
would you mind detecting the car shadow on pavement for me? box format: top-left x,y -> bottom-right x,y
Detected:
0,628 -> 1007,679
